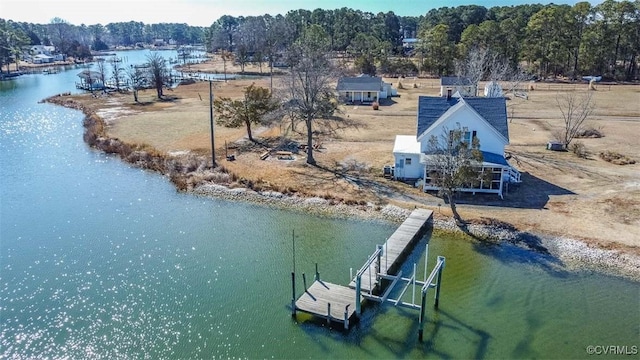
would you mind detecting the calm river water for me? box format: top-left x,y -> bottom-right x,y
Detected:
1,50 -> 638,359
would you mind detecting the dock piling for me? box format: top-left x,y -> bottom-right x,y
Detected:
434,256 -> 445,308
344,304 -> 350,330
419,290 -> 427,341
315,263 -> 319,281
303,273 -> 307,292
327,303 -> 331,325
291,271 -> 296,317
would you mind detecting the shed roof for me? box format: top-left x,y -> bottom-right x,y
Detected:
416,96 -> 509,140
336,76 -> 383,92
393,135 -> 421,154
440,76 -> 473,86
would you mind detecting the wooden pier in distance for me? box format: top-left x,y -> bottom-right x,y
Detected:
292,208 -> 435,330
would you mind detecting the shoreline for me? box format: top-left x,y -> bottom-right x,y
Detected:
192,183 -> 640,282
45,94 -> 640,282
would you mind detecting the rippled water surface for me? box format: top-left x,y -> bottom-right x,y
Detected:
1,51 -> 638,359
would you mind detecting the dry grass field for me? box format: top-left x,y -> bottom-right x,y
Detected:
73,65 -> 640,254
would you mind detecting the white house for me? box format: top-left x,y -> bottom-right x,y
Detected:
393,94 -> 520,198
336,75 -> 394,103
32,54 -> 54,64
30,45 -> 56,56
439,76 -> 477,97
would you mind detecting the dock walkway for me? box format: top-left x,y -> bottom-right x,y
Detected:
293,208 -> 433,328
349,208 -> 432,292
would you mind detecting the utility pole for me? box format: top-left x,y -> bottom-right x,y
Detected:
209,80 -> 216,168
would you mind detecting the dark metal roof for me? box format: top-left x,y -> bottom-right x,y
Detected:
440,76 -> 473,86
336,76 -> 383,92
416,96 -> 509,141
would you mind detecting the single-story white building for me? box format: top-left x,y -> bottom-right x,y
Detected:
336,75 -> 395,103
32,54 -> 54,64
439,76 -> 477,97
393,94 -> 520,199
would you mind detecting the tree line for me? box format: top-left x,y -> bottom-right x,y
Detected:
2,1 -> 639,80
204,1 -> 639,80
0,17 -> 204,70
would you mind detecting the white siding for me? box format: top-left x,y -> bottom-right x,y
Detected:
393,153 -> 422,180
418,105 -> 507,155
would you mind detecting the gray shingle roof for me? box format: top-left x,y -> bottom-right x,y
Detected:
336,76 -> 383,92
416,96 -> 509,141
440,76 -> 473,86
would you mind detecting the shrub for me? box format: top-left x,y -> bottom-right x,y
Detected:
372,102 -> 379,110
599,150 -> 636,165
570,141 -> 588,158
576,127 -> 604,138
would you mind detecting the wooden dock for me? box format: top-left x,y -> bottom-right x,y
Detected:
349,208 -> 433,293
292,208 -> 433,328
294,280 -> 361,328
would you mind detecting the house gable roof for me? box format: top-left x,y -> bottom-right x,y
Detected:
440,76 -> 473,86
336,76 -> 383,92
416,96 -> 509,141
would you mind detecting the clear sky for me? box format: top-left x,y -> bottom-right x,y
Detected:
1,0 -> 603,27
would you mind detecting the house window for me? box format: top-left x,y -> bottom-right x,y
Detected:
405,158 -> 412,166
462,131 -> 472,147
367,92 -> 371,98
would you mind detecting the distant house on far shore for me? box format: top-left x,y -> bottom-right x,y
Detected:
32,54 -> 54,64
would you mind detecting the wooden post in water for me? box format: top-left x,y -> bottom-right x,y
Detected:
291,272 -> 296,317
303,273 -> 307,292
327,303 -> 331,325
315,263 -> 319,281
418,289 -> 427,341
344,304 -> 350,330
355,276 -> 361,316
435,256 -> 445,308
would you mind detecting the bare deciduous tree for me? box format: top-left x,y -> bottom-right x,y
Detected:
554,91 -> 595,148
280,25 -> 338,165
110,59 -> 124,92
426,124 -> 486,223
127,65 -> 147,103
146,52 -> 169,99
220,50 -> 234,83
96,60 -> 107,92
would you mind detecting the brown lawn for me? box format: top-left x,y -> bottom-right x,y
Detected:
68,70 -> 640,254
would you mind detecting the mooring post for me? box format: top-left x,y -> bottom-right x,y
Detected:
327,303 -> 331,325
315,263 -> 319,281
355,276 -> 361,316
418,290 -> 427,341
350,267 -> 353,281
344,304 -> 350,330
303,273 -> 307,292
435,256 -> 445,308
291,271 -> 296,317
